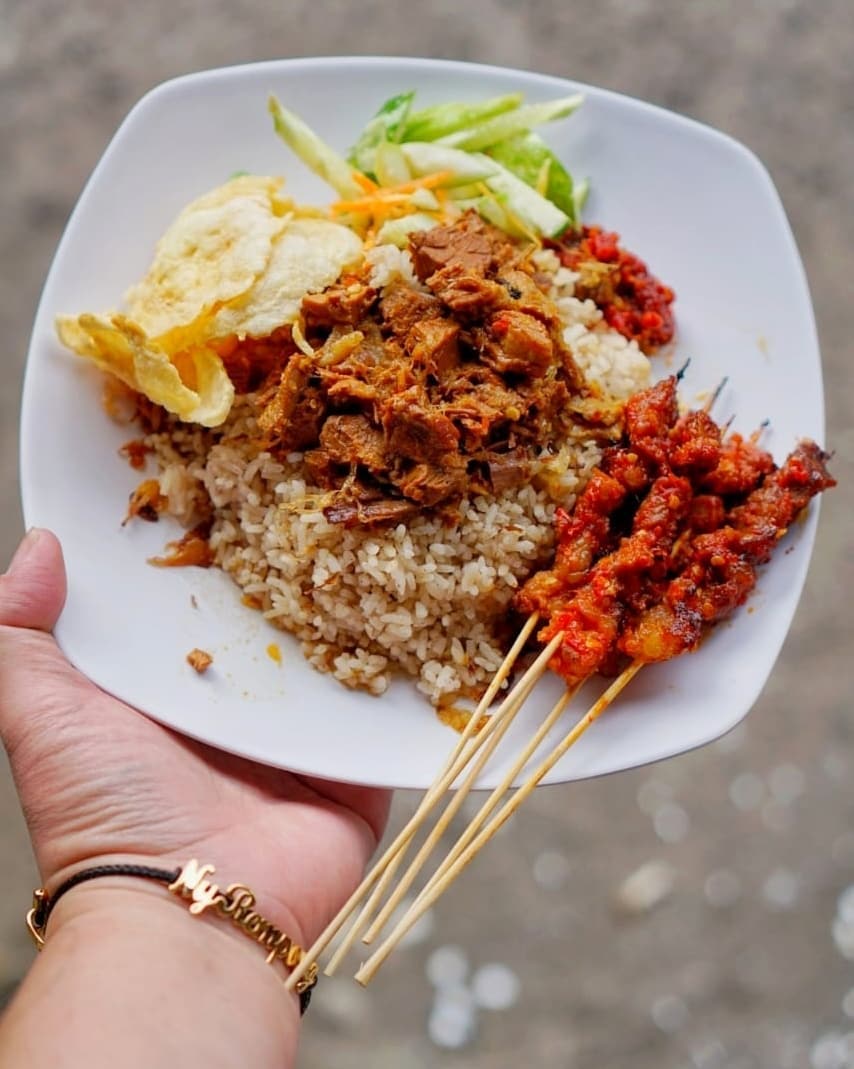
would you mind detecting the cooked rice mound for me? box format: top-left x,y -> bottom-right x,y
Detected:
146,246 -> 650,702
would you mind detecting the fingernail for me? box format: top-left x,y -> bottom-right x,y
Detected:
7,529 -> 42,573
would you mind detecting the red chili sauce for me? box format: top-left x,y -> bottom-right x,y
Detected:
551,226 -> 675,354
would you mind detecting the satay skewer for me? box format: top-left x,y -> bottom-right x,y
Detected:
315,387 -> 826,989
704,376 -> 729,413
360,430 -> 828,976
362,462 -> 703,946
354,662 -> 644,986
409,406 -> 771,914
364,684 -> 579,944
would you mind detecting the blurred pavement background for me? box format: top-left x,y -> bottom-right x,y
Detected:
2,2 -> 853,1066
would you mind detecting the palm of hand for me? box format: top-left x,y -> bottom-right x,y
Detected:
0,534 -> 389,944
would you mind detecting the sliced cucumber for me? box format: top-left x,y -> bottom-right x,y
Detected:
374,141 -> 412,187
400,142 -> 498,186
376,212 -> 439,247
402,93 -> 523,142
268,95 -> 362,200
438,94 -> 583,153
475,154 -> 571,237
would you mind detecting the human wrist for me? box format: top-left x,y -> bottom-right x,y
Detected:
5,878 -> 300,1069
34,854 -> 313,1011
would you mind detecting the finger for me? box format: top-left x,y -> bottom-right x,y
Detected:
0,529 -> 67,631
0,531 -> 84,755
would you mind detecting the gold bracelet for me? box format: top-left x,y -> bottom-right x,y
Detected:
27,859 -> 317,1013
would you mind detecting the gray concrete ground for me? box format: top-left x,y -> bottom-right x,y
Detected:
2,2 -> 853,1066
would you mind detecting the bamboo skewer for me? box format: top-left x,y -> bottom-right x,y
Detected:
705,376 -> 728,412
322,836 -> 407,975
285,613 -> 541,991
321,612 -> 540,976
407,685 -> 578,917
354,662 -> 644,986
360,661 -> 574,947
324,625 -> 559,973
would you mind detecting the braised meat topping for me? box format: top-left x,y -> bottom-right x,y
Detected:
249,213 -> 621,526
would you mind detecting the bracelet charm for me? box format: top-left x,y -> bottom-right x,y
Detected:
168,860 -> 318,991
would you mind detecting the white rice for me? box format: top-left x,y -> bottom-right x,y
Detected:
144,247 -> 650,702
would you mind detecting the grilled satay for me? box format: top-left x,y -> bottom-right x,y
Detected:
619,440 -> 835,663
517,371 -> 778,628
622,374 -> 681,469
539,474 -> 694,688
668,409 -> 722,477
515,469 -> 628,615
517,375 -> 726,617
669,427 -> 776,567
700,431 -> 775,497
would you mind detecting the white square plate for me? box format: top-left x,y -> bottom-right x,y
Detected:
20,57 -> 825,789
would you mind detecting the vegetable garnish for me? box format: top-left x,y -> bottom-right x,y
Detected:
268,88 -> 587,242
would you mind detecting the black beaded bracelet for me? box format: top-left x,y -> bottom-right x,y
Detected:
27,861 -> 315,1015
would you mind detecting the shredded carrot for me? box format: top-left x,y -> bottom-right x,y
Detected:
331,193 -> 415,214
383,171 -> 454,194
352,170 -> 379,194
330,170 -> 454,216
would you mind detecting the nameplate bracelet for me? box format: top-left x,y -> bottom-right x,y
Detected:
26,860 -> 317,1014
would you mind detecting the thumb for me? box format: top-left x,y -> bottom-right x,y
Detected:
0,529 -> 67,631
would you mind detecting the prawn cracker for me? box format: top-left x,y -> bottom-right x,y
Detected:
55,175 -> 362,427
207,218 -> 363,339
125,175 -> 292,340
56,313 -> 235,427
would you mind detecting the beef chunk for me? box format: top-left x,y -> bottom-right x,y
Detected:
302,447 -> 338,488
324,376 -> 379,406
280,386 -> 325,450
406,318 -> 460,376
382,392 -> 460,463
257,356 -> 309,435
485,449 -> 532,492
496,269 -> 559,327
302,283 -> 375,327
324,496 -> 419,529
514,378 -> 572,437
319,414 -> 387,473
496,268 -> 586,391
426,265 -> 507,319
482,310 -> 554,377
380,282 -> 443,338
409,213 -> 497,282
395,459 -> 467,506
258,356 -> 326,449
441,376 -> 522,450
